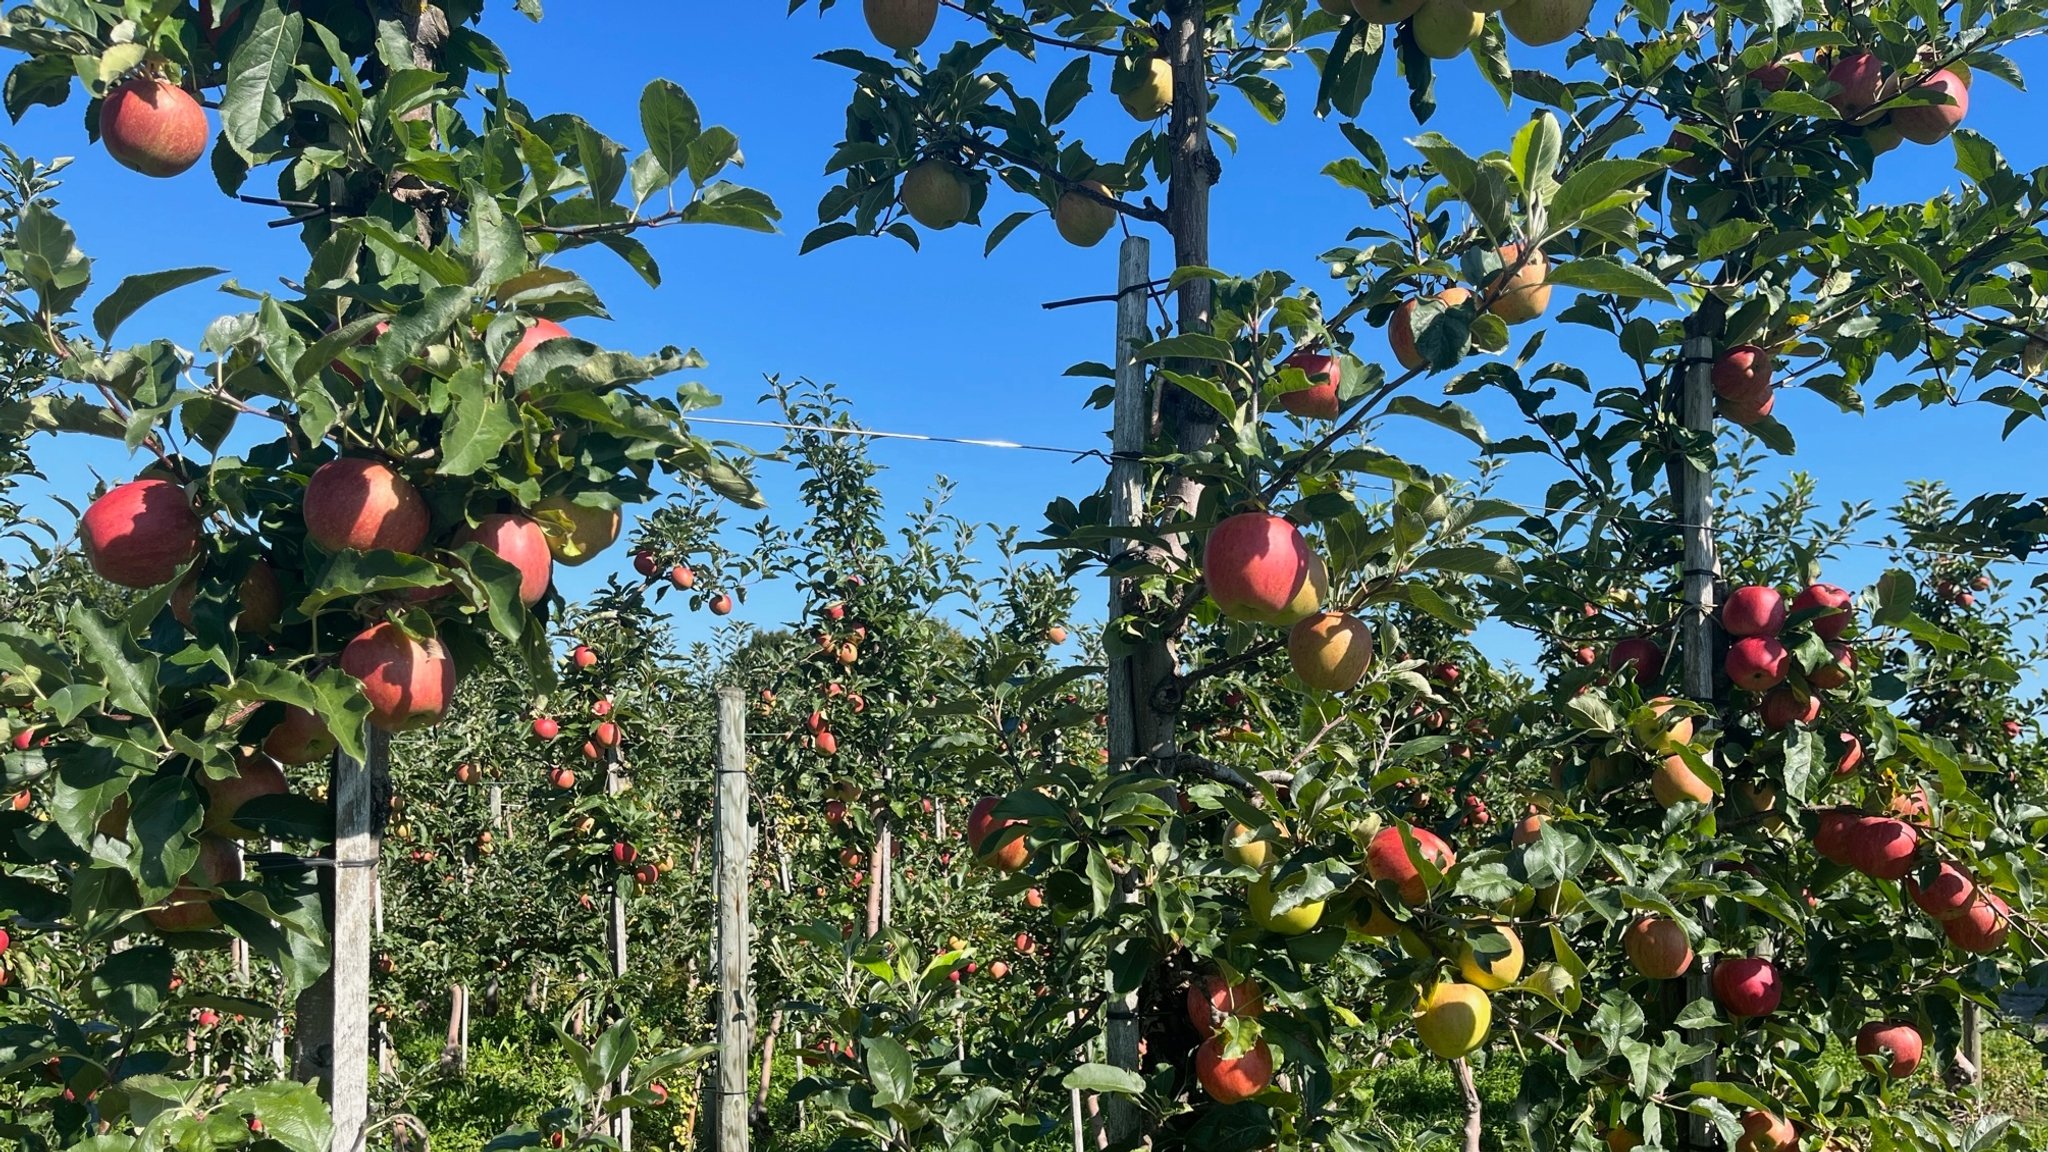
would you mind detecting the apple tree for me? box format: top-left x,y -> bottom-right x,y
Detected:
0,0 -> 776,1144
791,0 -> 2048,1146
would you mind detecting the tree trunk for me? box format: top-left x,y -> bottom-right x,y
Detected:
1455,1058 -> 1482,1152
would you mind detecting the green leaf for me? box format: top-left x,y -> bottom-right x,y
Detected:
222,7 -> 304,158
90,946 -> 173,1030
71,607 -> 158,718
639,79 -> 701,189
862,1035 -> 915,1106
1547,159 -> 1662,230
1045,56 -> 1092,125
439,368 -> 520,477
1133,333 -> 1238,364
1063,1063 -> 1147,1094
1384,396 -> 1487,445
1545,257 -> 1674,303
1511,111 -> 1563,202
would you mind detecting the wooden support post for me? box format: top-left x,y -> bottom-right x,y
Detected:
489,782 -> 503,830
1960,1000 -> 1984,1085
1100,234 -> 1153,1146
714,687 -> 753,1152
294,726 -> 384,1152
1677,308 -> 1724,1149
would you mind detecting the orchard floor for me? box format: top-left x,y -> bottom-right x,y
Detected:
394,1014 -> 2048,1151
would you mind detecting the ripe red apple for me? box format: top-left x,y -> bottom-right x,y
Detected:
1276,349 -> 1341,419
1725,636 -> 1790,692
1194,1036 -> 1273,1104
581,740 -> 600,761
171,559 -> 283,636
262,705 -> 336,765
1015,932 -> 1034,953
1045,625 -> 1068,645
1607,636 -> 1665,686
1750,58 -> 1793,91
824,799 -> 847,823
1389,287 -> 1473,371
500,318 -> 570,377
457,513 -> 552,607
633,551 -> 659,577
1365,824 -> 1455,906
1025,888 -> 1045,909
816,730 -> 839,756
1842,816 -> 1918,881
550,767 -> 576,790
593,698 -> 613,717
532,716 -> 559,740
669,565 -> 695,590
1758,685 -> 1819,731
612,842 -> 638,866
81,479 -> 202,588
1737,1110 -> 1796,1152
0,928 -> 11,953
1892,69 -> 1968,145
594,721 -> 619,748
1623,916 -> 1693,979
1718,388 -> 1775,428
1943,892 -> 2010,953
1712,346 -> 1774,406
340,622 -> 455,731
145,835 -> 243,933
1720,585 -> 1785,637
1833,731 -> 1865,776
1791,583 -> 1852,640
710,593 -> 734,615
100,77 -> 209,177
572,645 -> 597,669
1807,641 -> 1854,690
1855,1019 -> 1923,1078
1186,974 -> 1265,1037
1712,956 -> 1781,1018
2004,719 -> 2023,739
1203,513 -> 1325,626
303,459 -> 429,554
1826,50 -> 1883,117
1813,807 -> 1858,864
967,795 -> 1029,871
201,752 -> 289,840
987,960 -> 1009,979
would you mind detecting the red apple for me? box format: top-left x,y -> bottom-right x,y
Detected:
1365,824 -> 1455,906
594,721 -> 619,748
172,559 -> 283,636
1944,893 -> 2010,953
1813,807 -> 1858,864
1725,636 -> 1789,692
611,842 -> 638,866
1389,287 -> 1474,371
1809,642 -> 1854,690
710,593 -> 734,615
967,795 -> 1029,871
1202,513 -> 1324,626
1712,956 -> 1781,1018
1712,346 -> 1773,406
1842,816 -> 1918,881
1855,1019 -> 1923,1078
1186,974 -> 1265,1036
1738,1110 -> 1796,1152
81,479 -> 202,588
1791,583 -> 1852,640
1833,732 -> 1865,776
1892,69 -> 1968,145
532,716 -> 559,740
669,565 -> 695,590
1721,585 -> 1785,637
1622,916 -> 1693,979
145,835 -> 243,933
1907,862 -> 1977,920
201,752 -> 289,840
1607,636 -> 1665,686
303,459 -> 429,554
1758,685 -> 1819,731
340,622 -> 456,731
1826,50 -> 1884,117
816,730 -> 839,756
457,513 -> 552,607
1194,1036 -> 1273,1104
633,551 -> 659,577
262,705 -> 336,765
1275,349 -> 1341,419
99,77 -> 209,178
500,318 -> 571,377
572,645 -> 597,668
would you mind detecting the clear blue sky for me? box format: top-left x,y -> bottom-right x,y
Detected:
9,2 -> 2048,655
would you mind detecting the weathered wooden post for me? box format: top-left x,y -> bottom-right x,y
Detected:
714,687 -> 753,1152
294,726 -> 384,1152
1101,232 -> 1154,1144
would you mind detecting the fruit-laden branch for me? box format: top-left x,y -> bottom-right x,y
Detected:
968,138 -> 1171,225
939,0 -> 1122,56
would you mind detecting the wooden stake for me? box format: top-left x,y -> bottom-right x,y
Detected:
294,726 -> 384,1152
1678,306 -> 1725,1149
606,749 -> 632,1150
714,687 -> 753,1152
1101,233 -> 1154,1146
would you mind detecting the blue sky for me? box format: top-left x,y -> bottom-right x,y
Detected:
9,2 -> 2048,658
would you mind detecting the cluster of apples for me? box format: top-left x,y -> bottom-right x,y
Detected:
1934,570 -> 1992,609
1201,513 -> 1383,703
1721,581 -> 1855,732
1816,801 -> 2013,954
1323,0 -> 1595,58
1813,49 -> 1972,154
631,550 -> 734,616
